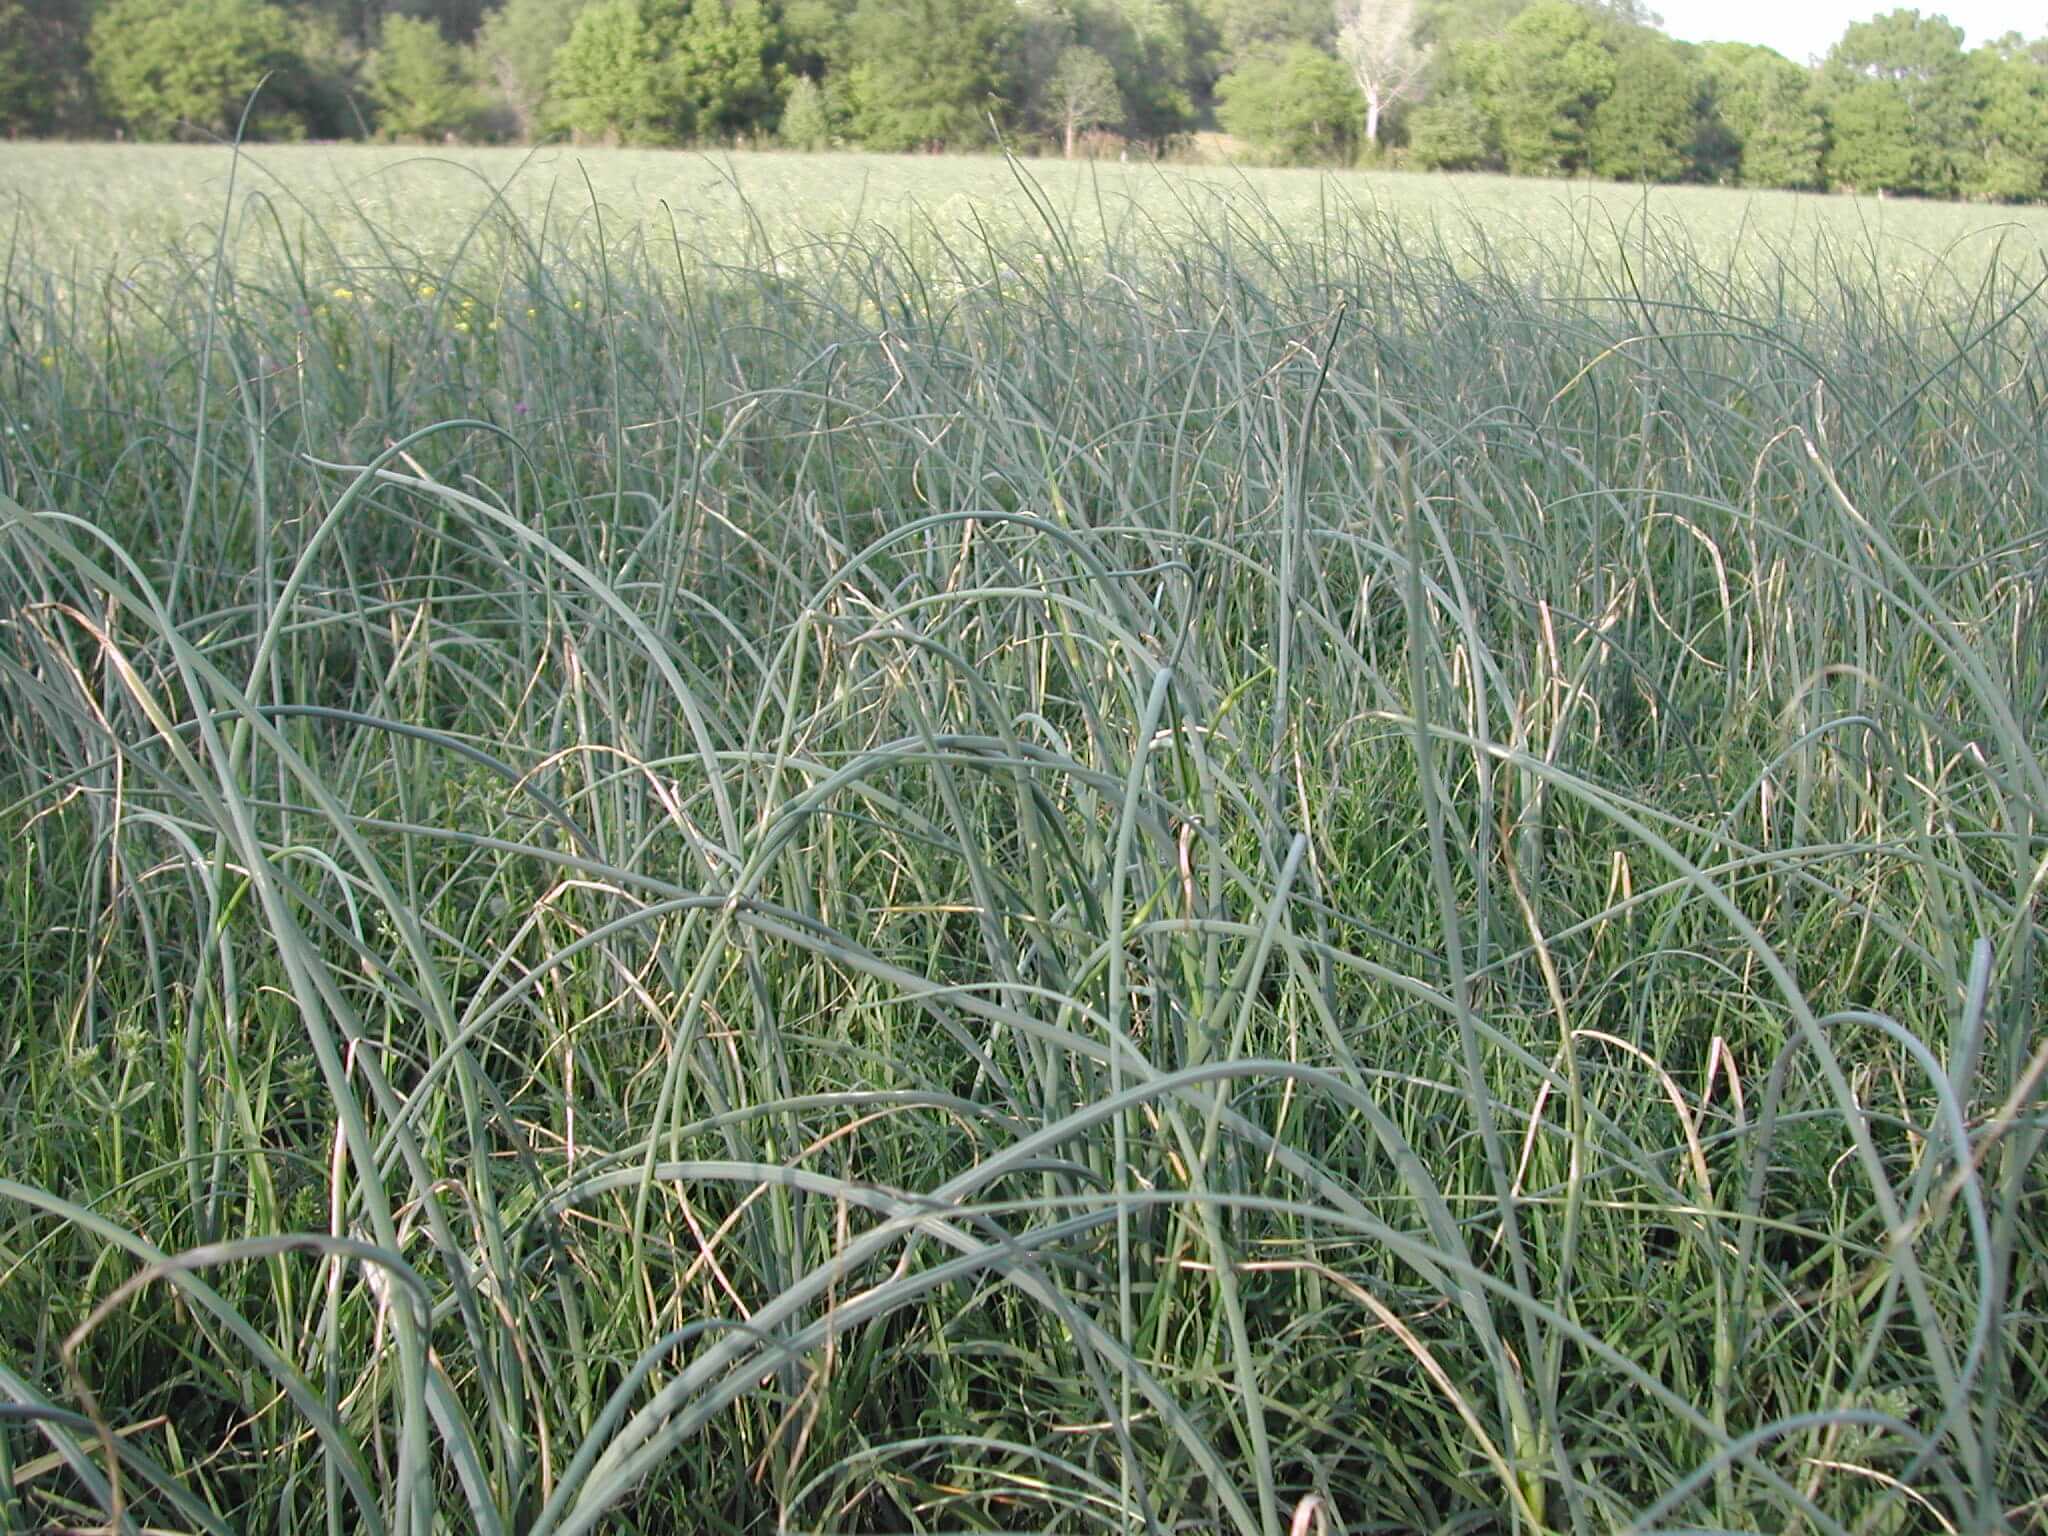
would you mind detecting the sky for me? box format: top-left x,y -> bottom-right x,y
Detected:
1652,1 -> 2040,63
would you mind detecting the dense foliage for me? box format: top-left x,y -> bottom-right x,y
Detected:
9,0 -> 2048,199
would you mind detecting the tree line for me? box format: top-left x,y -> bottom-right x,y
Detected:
4,0 -> 2046,200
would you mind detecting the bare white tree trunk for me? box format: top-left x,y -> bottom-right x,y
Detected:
1335,0 -> 1430,149
1046,46 -> 1121,161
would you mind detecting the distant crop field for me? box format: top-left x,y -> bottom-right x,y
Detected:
1,143 -> 2043,1536
8,142 -> 2048,291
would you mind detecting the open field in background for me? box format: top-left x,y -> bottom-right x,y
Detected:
9,144 -> 2048,294
1,146 -> 2044,1535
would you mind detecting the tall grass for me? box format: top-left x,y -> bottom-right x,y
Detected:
1,152 -> 2043,1536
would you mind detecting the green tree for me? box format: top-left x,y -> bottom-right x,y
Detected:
773,0 -> 862,138
1412,0 -> 1521,51
1076,0 -> 1202,147
90,0 -> 308,139
303,0 -> 488,50
845,0 -> 1015,149
1483,0 -> 1615,176
779,0 -> 855,78
1698,42 -> 1825,189
1046,44 -> 1124,155
1406,0 -> 1511,142
1407,8 -> 1507,166
285,7 -> 373,139
1336,0 -> 1430,150
1407,90 -> 1492,167
298,0 -> 378,49
778,72 -> 830,146
1959,38 -> 2048,201
1821,8 -> 1968,195
548,0 -> 661,141
1011,0 -> 1076,137
662,0 -> 783,140
1586,32 -> 1694,180
421,0 -> 487,41
1206,0 -> 1333,71
1825,81 -> 1922,192
0,2 -> 44,135
1586,0 -> 1660,24
477,0 -> 583,140
1216,43 -> 1363,162
369,11 -> 477,137
1738,105 -> 1824,189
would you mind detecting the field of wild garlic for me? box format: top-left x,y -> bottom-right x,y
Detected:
1,144 -> 2044,1536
